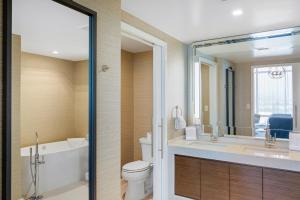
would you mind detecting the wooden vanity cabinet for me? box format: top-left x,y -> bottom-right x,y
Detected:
201,159 -> 229,200
230,164 -> 262,200
263,168 -> 300,200
175,155 -> 201,199
174,155 -> 300,200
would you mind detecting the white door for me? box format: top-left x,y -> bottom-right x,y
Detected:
121,22 -> 167,200
152,44 -> 166,200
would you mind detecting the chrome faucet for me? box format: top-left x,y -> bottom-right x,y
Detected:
210,134 -> 218,142
28,132 -> 45,200
265,125 -> 276,148
210,125 -> 218,142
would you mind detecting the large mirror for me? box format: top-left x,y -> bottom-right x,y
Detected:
6,0 -> 97,199
190,27 -> 300,139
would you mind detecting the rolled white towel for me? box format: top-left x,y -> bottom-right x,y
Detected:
289,132 -> 300,151
175,116 -> 186,130
146,132 -> 152,143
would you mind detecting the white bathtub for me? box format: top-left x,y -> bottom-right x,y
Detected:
21,138 -> 88,195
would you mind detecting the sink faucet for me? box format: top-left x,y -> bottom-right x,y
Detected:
209,125 -> 219,142
265,125 -> 276,148
210,134 -> 218,142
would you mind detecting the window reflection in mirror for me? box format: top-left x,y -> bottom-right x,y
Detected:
190,27 -> 300,139
252,65 -> 293,138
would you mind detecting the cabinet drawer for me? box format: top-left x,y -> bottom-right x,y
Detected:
263,168 -> 300,200
175,155 -> 201,200
230,164 -> 262,200
201,159 -> 229,200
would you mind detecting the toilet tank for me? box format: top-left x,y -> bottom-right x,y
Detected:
139,136 -> 152,162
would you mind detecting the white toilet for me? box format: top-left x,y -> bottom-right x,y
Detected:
122,136 -> 153,200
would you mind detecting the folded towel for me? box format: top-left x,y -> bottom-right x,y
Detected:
289,132 -> 300,151
185,126 -> 197,140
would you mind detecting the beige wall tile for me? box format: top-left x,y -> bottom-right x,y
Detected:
201,64 -> 211,133
74,60 -> 89,138
12,34 -> 21,200
133,51 -> 153,160
121,50 -> 134,166
121,50 -> 153,163
20,53 -> 76,147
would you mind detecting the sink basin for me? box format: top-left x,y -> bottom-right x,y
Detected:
243,146 -> 289,158
189,141 -> 228,149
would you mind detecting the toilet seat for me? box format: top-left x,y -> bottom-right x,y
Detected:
123,160 -> 150,173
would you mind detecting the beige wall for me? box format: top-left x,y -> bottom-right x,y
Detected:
133,51 -> 153,160
121,50 -> 153,164
233,63 -> 252,136
20,53 -> 89,146
74,60 -> 89,138
12,34 -> 22,200
201,64 -> 211,133
121,50 -> 134,167
21,53 -> 76,147
122,11 -> 188,139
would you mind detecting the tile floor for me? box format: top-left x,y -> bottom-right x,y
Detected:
42,180 -> 152,200
44,182 -> 88,200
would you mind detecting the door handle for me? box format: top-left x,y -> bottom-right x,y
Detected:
295,105 -> 298,129
160,118 -> 164,159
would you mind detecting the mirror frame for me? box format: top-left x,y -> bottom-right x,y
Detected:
192,27 -> 300,49
2,0 -> 97,199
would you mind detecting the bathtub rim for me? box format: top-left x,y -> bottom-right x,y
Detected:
20,139 -> 89,157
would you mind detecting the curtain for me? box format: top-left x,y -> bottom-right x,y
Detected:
254,66 -> 293,115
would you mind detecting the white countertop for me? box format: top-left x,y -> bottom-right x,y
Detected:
168,135 -> 300,172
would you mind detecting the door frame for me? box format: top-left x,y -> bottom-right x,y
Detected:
121,22 -> 167,200
2,0 -> 97,199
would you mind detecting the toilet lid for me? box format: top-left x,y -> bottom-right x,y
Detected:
123,160 -> 150,172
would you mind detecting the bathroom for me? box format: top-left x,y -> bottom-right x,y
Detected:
120,35 -> 153,200
4,1 -> 300,200
11,0 -> 91,199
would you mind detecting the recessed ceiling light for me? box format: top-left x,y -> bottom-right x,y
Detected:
232,9 -> 243,16
52,50 -> 59,55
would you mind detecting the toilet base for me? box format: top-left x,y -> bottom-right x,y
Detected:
125,174 -> 152,200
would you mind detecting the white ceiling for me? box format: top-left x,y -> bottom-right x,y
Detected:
121,35 -> 152,53
197,34 -> 300,63
12,0 -> 89,61
121,0 -> 300,44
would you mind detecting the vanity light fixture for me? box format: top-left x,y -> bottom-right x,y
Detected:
52,50 -> 59,54
232,9 -> 243,16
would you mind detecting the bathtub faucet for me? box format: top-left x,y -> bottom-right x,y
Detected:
28,132 -> 45,200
